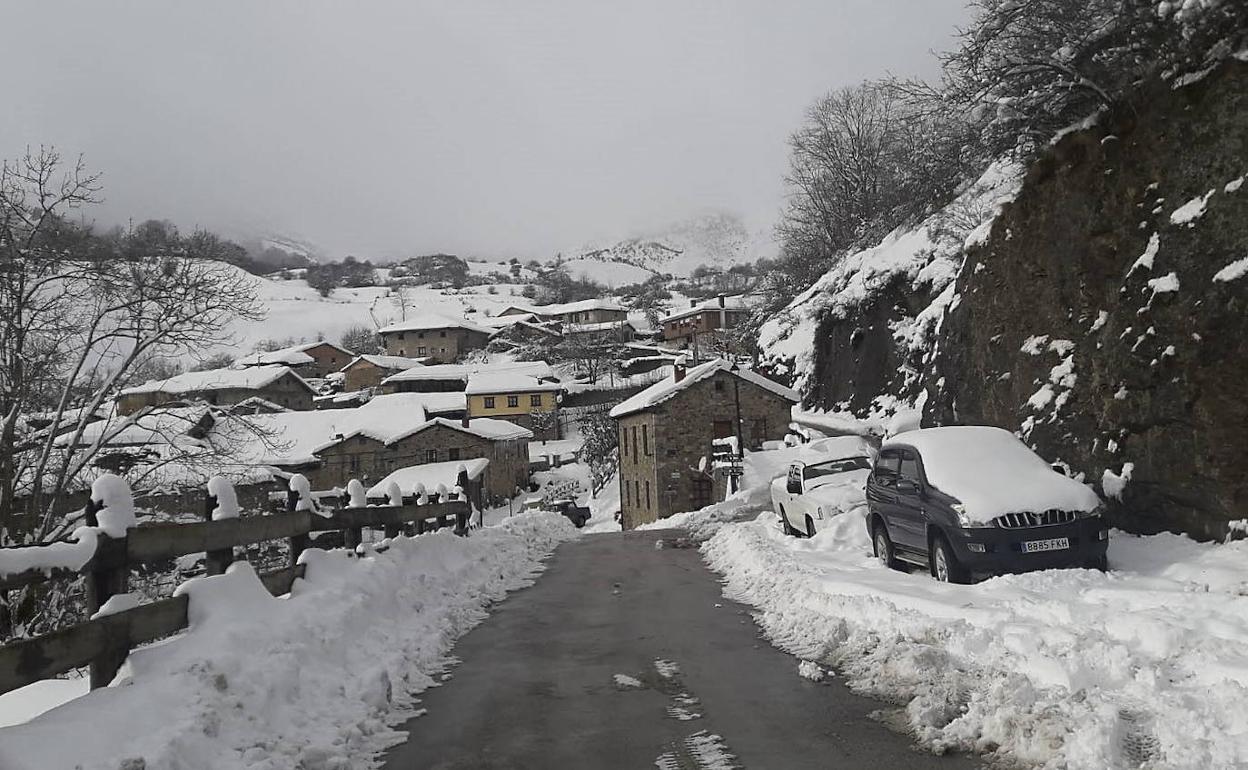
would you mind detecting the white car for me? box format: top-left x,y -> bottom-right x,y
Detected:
769,437 -> 876,537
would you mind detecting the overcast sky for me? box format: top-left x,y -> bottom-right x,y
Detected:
4,1 -> 968,259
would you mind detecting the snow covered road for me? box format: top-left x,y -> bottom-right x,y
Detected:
698,503 -> 1248,769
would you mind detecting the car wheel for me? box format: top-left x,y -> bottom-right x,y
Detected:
872,523 -> 898,570
778,505 -> 795,536
805,515 -> 816,538
930,535 -> 968,584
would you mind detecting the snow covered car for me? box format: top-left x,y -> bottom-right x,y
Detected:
865,426 -> 1108,582
770,437 -> 875,537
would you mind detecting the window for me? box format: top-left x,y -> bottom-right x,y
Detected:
397,332 -> 405,340
713,420 -> 733,439
484,396 -> 496,409
349,455 -> 360,471
417,346 -> 427,355
750,419 -> 767,449
875,451 -> 901,480
507,395 -> 519,408
641,424 -> 649,456
398,349 -> 405,356
899,453 -> 922,484
714,379 -> 725,392
440,330 -> 446,337
644,481 -> 650,509
621,427 -> 629,457
624,481 -> 630,506
634,480 -> 640,506
426,449 -> 438,463
449,448 -> 460,461
418,332 -> 425,339
530,394 -> 542,407
631,426 -> 639,463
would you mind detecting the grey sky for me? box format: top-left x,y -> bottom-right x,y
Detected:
4,1 -> 967,259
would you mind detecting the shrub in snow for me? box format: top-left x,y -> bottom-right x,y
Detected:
90,474 -> 136,538
206,476 -> 240,520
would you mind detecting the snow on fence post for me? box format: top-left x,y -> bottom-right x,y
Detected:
84,475 -> 135,690
286,474 -> 311,567
343,479 -> 364,550
203,478 -> 236,576
383,482 -> 403,539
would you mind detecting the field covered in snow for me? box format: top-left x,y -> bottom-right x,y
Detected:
0,512 -> 578,770
659,445 -> 1248,770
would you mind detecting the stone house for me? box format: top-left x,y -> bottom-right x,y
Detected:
609,358 -> 797,529
236,341 -> 355,378
465,372 -> 562,440
384,418 -> 532,503
339,354 -> 428,392
377,315 -> 492,363
660,294 -> 751,348
497,299 -> 627,326
117,365 -> 316,415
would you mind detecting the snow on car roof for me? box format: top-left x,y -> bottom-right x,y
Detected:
882,426 -> 1099,522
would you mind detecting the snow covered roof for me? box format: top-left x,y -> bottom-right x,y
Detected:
235,341 -> 352,367
540,298 -> 626,315
119,365 -> 313,396
479,313 -> 537,328
661,295 -> 753,324
382,360 -> 555,385
362,391 -> 466,415
465,372 -> 562,395
376,314 -> 492,335
366,458 -> 490,498
394,417 -> 533,442
54,404 -> 214,448
342,354 -> 429,371
882,426 -> 1100,523
566,320 -> 635,334
609,359 -> 798,419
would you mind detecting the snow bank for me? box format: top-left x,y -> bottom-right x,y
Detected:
702,512 -> 1248,769
0,512 -> 579,770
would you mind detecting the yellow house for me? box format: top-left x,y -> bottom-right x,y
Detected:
465,372 -> 562,440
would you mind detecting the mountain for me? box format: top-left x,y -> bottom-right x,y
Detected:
568,212 -> 777,278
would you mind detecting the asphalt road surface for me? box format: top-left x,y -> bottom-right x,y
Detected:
382,529 -> 980,770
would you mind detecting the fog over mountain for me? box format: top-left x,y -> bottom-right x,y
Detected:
3,1 -> 964,259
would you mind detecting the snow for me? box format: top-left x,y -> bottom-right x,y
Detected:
376,313 -> 493,335
345,354 -> 429,371
465,372 -> 561,395
1226,175 -> 1244,193
700,509 -> 1248,769
562,259 -> 653,286
1147,271 -> 1181,295
118,365 -> 307,397
366,458 -> 490,498
660,294 -> 752,324
797,661 -> 826,682
1127,232 -> 1160,274
883,427 -> 1100,523
382,360 -> 554,385
0,512 -> 579,770
207,476 -> 240,520
288,473 -> 324,515
1213,257 -> 1248,282
0,527 -> 99,579
612,674 -> 644,688
0,680 -> 89,729
346,479 -> 368,507
1168,190 -> 1214,225
91,474 -> 137,537
89,592 -> 141,620
609,359 -> 798,419
1102,462 -> 1134,500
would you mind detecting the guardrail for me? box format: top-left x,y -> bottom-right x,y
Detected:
0,477 -> 470,697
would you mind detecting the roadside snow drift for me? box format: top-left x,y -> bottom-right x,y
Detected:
0,512 -> 578,770
701,508 -> 1248,769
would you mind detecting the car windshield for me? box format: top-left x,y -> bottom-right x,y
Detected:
803,456 -> 871,479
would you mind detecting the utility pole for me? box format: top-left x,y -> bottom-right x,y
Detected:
729,360 -> 744,494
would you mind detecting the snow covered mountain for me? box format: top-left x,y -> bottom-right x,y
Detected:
568,212 -> 777,278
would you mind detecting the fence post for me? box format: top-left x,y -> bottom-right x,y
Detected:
286,487 -> 308,567
341,484 -> 363,551
203,490 -> 234,576
84,496 -> 129,690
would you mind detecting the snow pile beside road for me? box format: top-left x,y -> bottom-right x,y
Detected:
0,512 -> 578,770
702,513 -> 1248,769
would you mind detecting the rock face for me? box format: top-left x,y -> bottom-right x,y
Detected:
928,62 -> 1248,539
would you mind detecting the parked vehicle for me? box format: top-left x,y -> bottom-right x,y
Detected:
865,426 -> 1108,582
549,498 -> 591,528
770,436 -> 876,537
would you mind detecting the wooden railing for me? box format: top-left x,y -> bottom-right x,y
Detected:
0,485 -> 470,697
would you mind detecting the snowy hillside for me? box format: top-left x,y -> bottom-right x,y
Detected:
570,212 -> 776,278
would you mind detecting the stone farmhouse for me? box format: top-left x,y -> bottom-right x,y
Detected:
338,354 -> 428,392
610,358 -> 798,529
660,294 -> 752,348
377,315 -> 493,363
117,365 -> 316,415
466,372 -> 563,440
236,341 -> 354,378
497,298 -> 627,326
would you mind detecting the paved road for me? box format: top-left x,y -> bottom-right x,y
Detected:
382,530 -> 979,770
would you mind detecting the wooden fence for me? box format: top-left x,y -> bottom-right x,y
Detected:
0,486 -> 470,698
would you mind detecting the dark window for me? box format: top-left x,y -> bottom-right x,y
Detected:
484,397 -> 495,409
691,477 -> 712,509
634,480 -> 641,506
449,448 -> 461,460
397,332 -> 405,340
713,420 -> 733,439
645,481 -> 651,509
440,331 -> 447,337
624,480 -> 630,506
349,455 -> 360,471
899,453 -> 922,484
750,418 -> 766,449
714,379 -> 725,392
418,332 -> 425,339
876,452 -> 901,478
425,449 -> 438,463
507,395 -> 519,408
631,426 -> 639,463
642,424 -> 649,456
621,427 -> 629,457
530,394 -> 542,407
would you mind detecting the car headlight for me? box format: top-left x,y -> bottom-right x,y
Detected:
952,503 -> 992,528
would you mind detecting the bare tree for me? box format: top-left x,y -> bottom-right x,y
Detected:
340,323 -> 379,355
578,406 -> 618,497
0,148 -> 264,548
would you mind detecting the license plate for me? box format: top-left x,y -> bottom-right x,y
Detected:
1022,537 -> 1069,553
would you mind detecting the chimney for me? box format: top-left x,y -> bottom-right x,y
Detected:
673,355 -> 687,383
717,293 -> 726,308
690,299 -> 697,308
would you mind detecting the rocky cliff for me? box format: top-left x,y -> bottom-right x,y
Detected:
762,61 -> 1248,539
